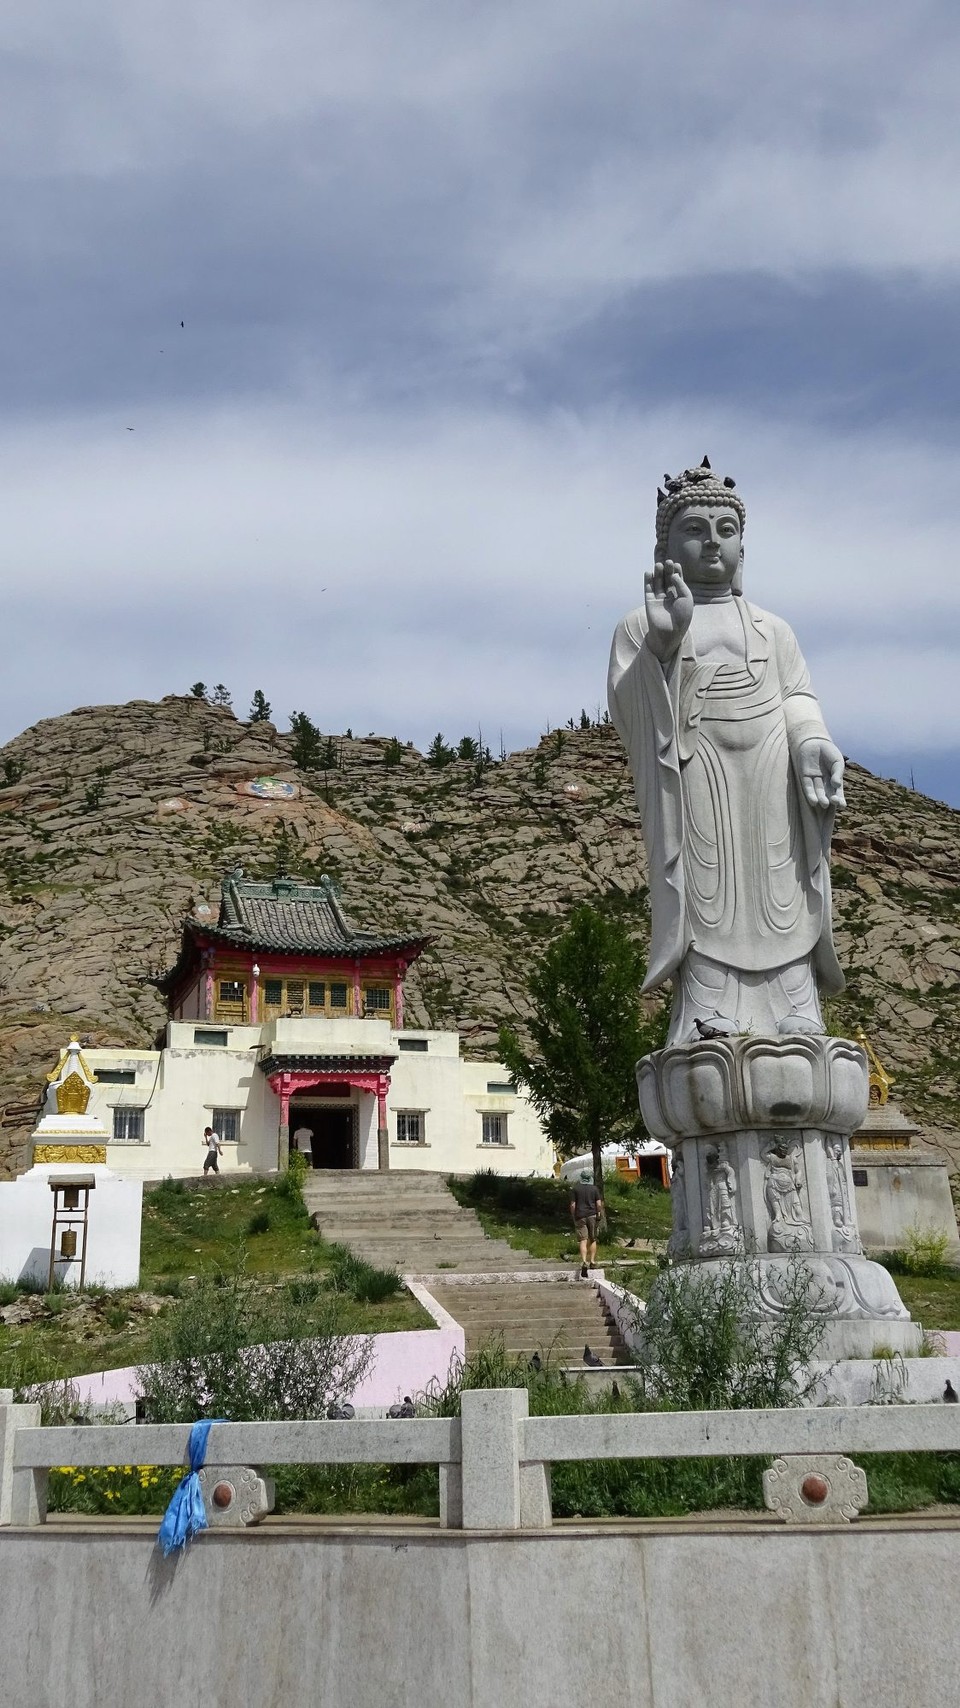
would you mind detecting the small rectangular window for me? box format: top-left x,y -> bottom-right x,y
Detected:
219,980 -> 245,1003
194,1029 -> 228,1047
308,982 -> 326,1009
112,1108 -> 144,1144
397,1037 -> 428,1053
329,983 -> 348,1009
211,1108 -> 241,1144
852,1168 -> 869,1187
482,1113 -> 508,1146
396,1110 -> 425,1144
97,1069 -> 136,1086
364,985 -> 392,1012
264,979 -> 283,1007
486,1081 -> 516,1095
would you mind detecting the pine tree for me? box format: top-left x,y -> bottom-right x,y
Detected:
383,737 -> 403,767
190,682 -> 208,699
249,689 -> 272,723
426,733 -> 455,768
456,735 -> 479,761
211,684 -> 233,708
289,711 -> 323,770
498,905 -> 667,1186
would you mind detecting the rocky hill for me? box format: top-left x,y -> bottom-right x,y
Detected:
0,695 -> 957,1176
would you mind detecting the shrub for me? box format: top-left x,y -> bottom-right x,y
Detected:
327,1244 -> 401,1303
245,1210 -> 271,1237
887,1222 -> 951,1278
136,1266 -> 372,1421
633,1255 -> 828,1410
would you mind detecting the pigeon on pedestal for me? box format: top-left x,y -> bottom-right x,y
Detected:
944,1380 -> 958,1403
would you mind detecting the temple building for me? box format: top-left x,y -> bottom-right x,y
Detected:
40,872 -> 552,1180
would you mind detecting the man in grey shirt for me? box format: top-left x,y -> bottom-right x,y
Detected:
570,1171 -> 604,1278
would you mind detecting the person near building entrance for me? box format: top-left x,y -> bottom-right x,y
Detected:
292,1123 -> 314,1167
202,1126 -> 223,1177
570,1171 -> 604,1278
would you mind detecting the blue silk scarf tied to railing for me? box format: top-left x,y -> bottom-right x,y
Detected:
157,1418 -> 224,1556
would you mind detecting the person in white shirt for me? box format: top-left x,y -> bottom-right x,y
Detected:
292,1124 -> 314,1167
202,1126 -> 223,1176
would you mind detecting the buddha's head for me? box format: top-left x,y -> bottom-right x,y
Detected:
656,458 -> 745,595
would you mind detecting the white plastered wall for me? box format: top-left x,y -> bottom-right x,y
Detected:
73,1022 -> 554,1180
0,1166 -> 142,1288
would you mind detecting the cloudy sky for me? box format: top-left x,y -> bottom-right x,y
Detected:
3,0 -> 960,804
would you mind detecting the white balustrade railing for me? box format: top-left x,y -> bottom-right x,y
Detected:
3,1392 -> 959,1531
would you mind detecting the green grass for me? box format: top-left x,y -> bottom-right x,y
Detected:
883,1267 -> 960,1331
0,1175 -> 431,1391
140,1175 -> 319,1279
447,1168 -> 673,1263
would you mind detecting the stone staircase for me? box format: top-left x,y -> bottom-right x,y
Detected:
301,1169 -> 548,1274
302,1170 -> 631,1368
427,1276 -> 629,1367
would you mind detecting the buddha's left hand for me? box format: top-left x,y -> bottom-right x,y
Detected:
797,738 -> 846,811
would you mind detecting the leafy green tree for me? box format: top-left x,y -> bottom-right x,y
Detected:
249,689 -> 272,723
498,905 -> 667,1186
190,681 -> 208,699
427,733 -> 455,768
290,710 -> 323,770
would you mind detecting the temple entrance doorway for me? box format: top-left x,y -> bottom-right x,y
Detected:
313,1108 -> 355,1169
290,1095 -> 357,1169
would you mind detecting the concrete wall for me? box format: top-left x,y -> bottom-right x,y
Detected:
852,1147 -> 960,1251
2,1520 -> 959,1707
71,1023 -> 552,1181
0,1167 -> 142,1288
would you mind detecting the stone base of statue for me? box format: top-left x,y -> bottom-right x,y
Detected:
636,1034 -> 922,1359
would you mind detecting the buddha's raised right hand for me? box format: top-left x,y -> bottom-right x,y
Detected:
644,559 -> 694,660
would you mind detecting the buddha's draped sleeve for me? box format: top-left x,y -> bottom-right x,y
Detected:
771,615 -> 846,996
607,606 -> 693,993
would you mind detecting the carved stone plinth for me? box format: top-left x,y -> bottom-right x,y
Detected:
637,1035 -> 921,1358
197,1464 -> 275,1527
763,1454 -> 868,1524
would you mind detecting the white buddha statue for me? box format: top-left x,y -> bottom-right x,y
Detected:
608,459 -> 846,1046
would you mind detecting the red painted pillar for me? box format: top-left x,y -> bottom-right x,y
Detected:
394,962 -> 405,1030
278,1075 -> 291,1172
353,961 -> 362,1018
249,958 -> 259,1025
377,1073 -> 390,1171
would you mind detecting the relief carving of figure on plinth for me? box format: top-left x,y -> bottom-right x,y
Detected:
825,1135 -> 861,1255
700,1142 -> 739,1256
668,1146 -> 690,1258
608,460 -> 845,1045
763,1138 -> 815,1253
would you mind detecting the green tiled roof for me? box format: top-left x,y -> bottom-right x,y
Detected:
214,871 -> 421,956
154,869 -> 427,995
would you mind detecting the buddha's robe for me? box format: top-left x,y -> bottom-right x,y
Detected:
608,597 -> 843,1029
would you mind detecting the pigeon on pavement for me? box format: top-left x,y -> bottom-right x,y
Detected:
583,1345 -> 603,1367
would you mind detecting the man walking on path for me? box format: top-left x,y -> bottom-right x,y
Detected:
570,1170 -> 604,1278
202,1126 -> 223,1177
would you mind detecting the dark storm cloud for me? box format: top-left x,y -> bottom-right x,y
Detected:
2,0 -> 959,800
